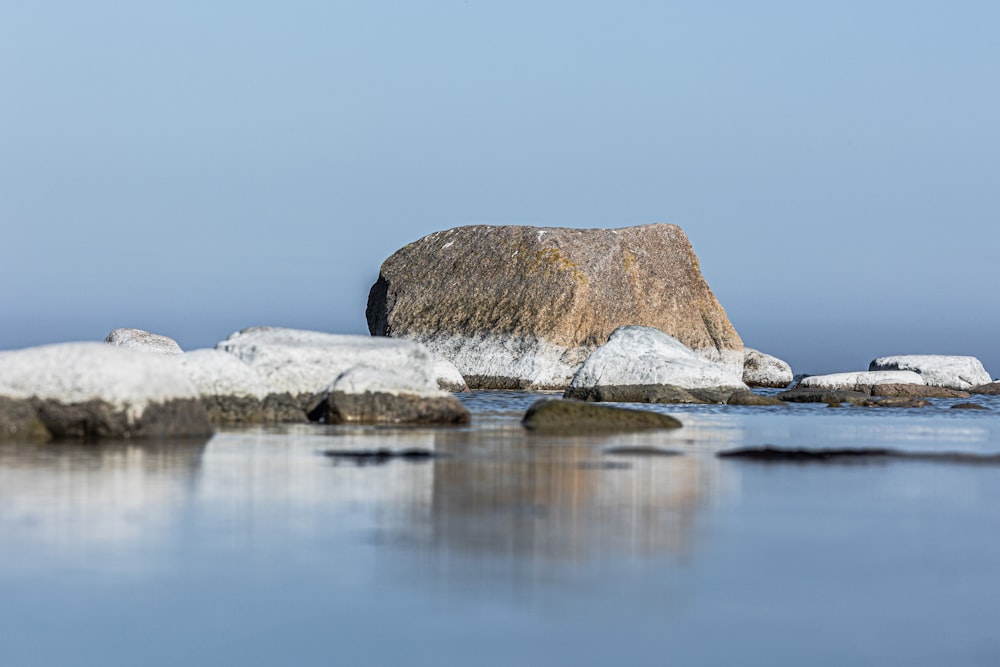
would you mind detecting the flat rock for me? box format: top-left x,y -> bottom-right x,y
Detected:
742,348 -> 793,388
521,399 -> 682,433
367,223 -> 744,389
104,328 -> 183,356
869,355 -> 991,390
565,326 -> 747,404
971,382 -> 1000,395
0,343 -> 212,439
871,384 -> 971,399
951,402 -> 989,411
777,388 -> 874,405
797,371 -> 924,394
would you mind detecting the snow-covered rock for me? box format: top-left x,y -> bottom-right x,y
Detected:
742,348 -> 793,388
433,357 -> 468,392
797,370 -> 924,393
869,355 -> 991,391
565,326 -> 748,403
104,328 -> 183,356
0,343 -> 211,439
314,365 -> 470,424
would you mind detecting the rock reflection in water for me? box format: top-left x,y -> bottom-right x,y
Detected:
0,439 -> 207,569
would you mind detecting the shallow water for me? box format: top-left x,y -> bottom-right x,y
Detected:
2,392 -> 1000,666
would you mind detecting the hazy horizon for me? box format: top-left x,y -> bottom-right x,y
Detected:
3,2 -> 997,377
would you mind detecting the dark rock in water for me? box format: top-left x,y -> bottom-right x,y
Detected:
313,391 -> 470,425
565,383 -> 711,404
718,445 -> 1000,465
368,223 -> 745,389
871,384 -> 971,399
198,393 -> 309,424
34,398 -> 212,440
777,388 -> 872,406
522,399 -> 682,433
868,397 -> 929,408
951,403 -> 989,411
323,447 -> 439,465
970,382 -> 1000,395
602,445 -> 683,456
0,397 -> 51,442
727,390 -> 785,406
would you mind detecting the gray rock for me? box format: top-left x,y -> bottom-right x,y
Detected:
0,396 -> 50,441
521,399 -> 682,433
778,388 -> 874,405
971,382 -> 1000,395
104,328 -> 183,356
796,371 -> 923,394
367,223 -> 745,389
742,348 -> 793,388
951,402 -> 989,411
565,326 -> 747,404
869,355 -> 991,390
871,384 -> 971,399
0,343 -> 212,439
727,390 -> 785,406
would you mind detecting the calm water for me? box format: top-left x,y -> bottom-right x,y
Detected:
2,392 -> 1000,666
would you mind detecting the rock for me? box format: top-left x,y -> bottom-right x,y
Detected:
565,384 -> 707,404
742,348 -> 793,388
970,382 -> 1000,395
727,390 -> 785,406
521,399 -> 682,433
310,366 -> 470,425
433,357 -> 468,392
564,326 -> 747,404
869,397 -> 929,408
951,402 -> 989,411
871,384 -> 971,399
796,371 -> 924,394
777,388 -> 874,406
869,355 -> 991,390
367,223 -> 744,389
104,328 -> 183,356
0,343 -> 212,439
177,349 -> 305,423
0,396 -> 50,441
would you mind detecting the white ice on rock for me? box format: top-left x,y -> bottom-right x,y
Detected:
869,355 -> 991,390
104,328 -> 184,356
176,349 -> 271,400
797,370 -> 924,391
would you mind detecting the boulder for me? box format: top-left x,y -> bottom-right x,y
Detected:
521,398 -> 682,433
104,328 -> 183,356
433,358 -> 468,392
796,371 -> 924,394
216,327 -> 467,425
742,348 -> 793,388
971,382 -> 1000,395
564,326 -> 748,404
869,355 -> 991,390
367,223 -> 744,389
727,390 -> 785,406
177,349 -> 304,423
0,343 -> 212,439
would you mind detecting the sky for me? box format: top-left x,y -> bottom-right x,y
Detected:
2,1 -> 998,375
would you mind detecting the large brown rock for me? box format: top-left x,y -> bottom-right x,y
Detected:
367,224 -> 743,389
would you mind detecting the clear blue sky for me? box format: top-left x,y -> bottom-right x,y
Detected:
3,1 -> 998,375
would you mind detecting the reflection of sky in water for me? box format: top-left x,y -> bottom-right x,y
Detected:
1,399 -> 1000,665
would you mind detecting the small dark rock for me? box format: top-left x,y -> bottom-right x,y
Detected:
718,445 -> 1000,465
777,388 -> 872,405
323,447 -> 439,465
727,390 -> 785,406
522,399 -> 682,433
970,382 -> 1000,395
602,445 -> 683,456
951,403 -> 989,411
868,397 -> 929,408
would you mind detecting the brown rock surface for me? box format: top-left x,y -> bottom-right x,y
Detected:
367,224 -> 743,389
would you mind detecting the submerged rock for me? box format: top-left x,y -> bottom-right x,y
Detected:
522,398 -> 683,433
104,328 -> 183,356
742,348 -> 793,388
727,390 -> 785,406
951,402 -> 989,411
564,326 -> 747,404
869,355 -> 991,390
367,223 -> 744,389
796,371 -> 924,394
0,343 -> 212,439
777,388 -> 875,406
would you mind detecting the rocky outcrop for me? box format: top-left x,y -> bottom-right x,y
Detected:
367,223 -> 744,389
742,348 -> 793,388
521,398 -> 682,433
796,371 -> 924,394
0,343 -> 212,439
215,327 -> 467,425
869,355 -> 991,390
104,328 -> 183,356
564,326 -> 748,404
